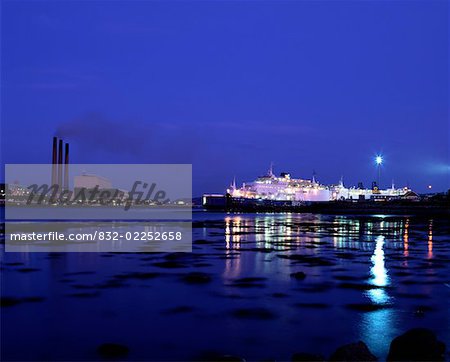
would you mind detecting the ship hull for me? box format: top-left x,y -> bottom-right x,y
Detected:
202,195 -> 450,216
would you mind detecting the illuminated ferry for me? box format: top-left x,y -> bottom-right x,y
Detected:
203,165 -> 413,208
227,168 -> 331,202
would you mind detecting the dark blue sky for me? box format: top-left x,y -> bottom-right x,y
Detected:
1,1 -> 448,195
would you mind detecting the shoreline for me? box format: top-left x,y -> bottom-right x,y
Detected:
202,198 -> 450,216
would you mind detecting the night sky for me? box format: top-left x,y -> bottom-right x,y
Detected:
1,1 -> 449,195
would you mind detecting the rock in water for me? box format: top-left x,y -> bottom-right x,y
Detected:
181,272 -> 212,284
215,355 -> 246,362
387,328 -> 446,361
197,352 -> 246,362
290,272 -> 307,280
329,341 -> 377,361
291,352 -> 325,361
97,343 -> 129,359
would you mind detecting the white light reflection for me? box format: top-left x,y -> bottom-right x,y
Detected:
224,216 -> 242,278
368,235 -> 390,304
360,234 -> 396,357
225,216 -> 242,248
223,214 -> 312,280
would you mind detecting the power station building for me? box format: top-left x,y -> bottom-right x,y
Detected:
74,174 -> 112,190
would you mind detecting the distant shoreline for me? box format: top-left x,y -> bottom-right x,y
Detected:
202,197 -> 450,216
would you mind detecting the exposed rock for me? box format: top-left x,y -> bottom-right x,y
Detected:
161,305 -> 195,315
181,272 -> 212,284
228,277 -> 266,288
232,307 -> 277,320
293,302 -> 329,309
387,328 -> 446,361
329,341 -> 377,361
290,272 -> 307,280
215,355 -> 246,362
279,254 -> 335,267
17,267 -> 41,273
292,352 -> 325,361
345,303 -> 392,312
193,239 -> 216,245
113,272 -> 160,280
1,296 -> 45,307
0,297 -> 21,307
197,352 -> 246,362
271,292 -> 289,298
66,291 -> 100,298
97,343 -> 129,359
152,261 -> 187,268
22,296 -> 45,303
338,282 -> 390,291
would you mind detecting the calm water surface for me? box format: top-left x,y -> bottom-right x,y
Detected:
1,212 -> 449,361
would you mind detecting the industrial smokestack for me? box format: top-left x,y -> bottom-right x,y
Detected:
51,137 -> 57,186
58,139 -> 63,191
64,143 -> 69,191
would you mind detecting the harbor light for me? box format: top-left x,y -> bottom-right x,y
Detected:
375,154 -> 383,187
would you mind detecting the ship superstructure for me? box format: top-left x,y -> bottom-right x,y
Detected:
226,166 -> 410,203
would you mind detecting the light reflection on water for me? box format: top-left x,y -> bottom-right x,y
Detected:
362,234 -> 395,354
428,219 -> 433,259
404,218 -> 409,258
368,235 -> 389,303
217,213 -> 444,360
1,212 -> 448,361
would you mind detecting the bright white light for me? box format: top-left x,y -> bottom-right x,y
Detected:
375,156 -> 383,165
368,235 -> 390,304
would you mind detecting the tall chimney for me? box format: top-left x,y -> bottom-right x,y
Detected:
58,139 -> 63,191
64,143 -> 69,191
51,137 -> 57,186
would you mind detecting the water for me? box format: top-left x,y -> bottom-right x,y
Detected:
1,211 -> 449,361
